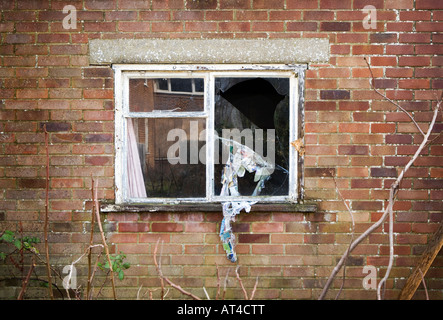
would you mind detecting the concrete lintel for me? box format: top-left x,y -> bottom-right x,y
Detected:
89,38 -> 329,65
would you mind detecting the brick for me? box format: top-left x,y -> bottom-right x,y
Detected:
386,44 -> 414,55
336,57 -> 366,67
385,134 -> 412,144
339,101 -> 369,111
416,22 -> 443,32
287,22 -> 317,31
371,123 -> 396,133
400,11 -> 431,21
303,11 -> 334,20
85,133 -> 113,143
352,201 -> 383,211
416,0 -> 443,9
370,33 -> 397,43
85,156 -> 112,166
151,223 -> 183,232
16,89 -> 49,99
37,34 -> 70,43
52,134 -> 83,143
414,180 -> 443,189
287,0 -> 318,9
338,145 -> 369,155
151,21 -> 182,32
305,123 -> 337,133
320,0 -> 351,8
320,22 -> 350,31
39,122 -> 71,132
353,45 -> 384,55
16,22 -> 48,32
219,22 -> 250,32
337,168 -> 368,177
370,56 -> 397,66
398,79 -> 430,89
219,0 -> 250,9
415,44 -> 443,55
85,0 -> 116,9
385,68 -> 413,78
5,34 -> 35,44
119,22 -> 150,32
251,22 -> 284,32
253,0 -> 284,9
119,223 -> 150,232
399,33 -> 431,43
370,168 -> 397,177
239,234 -> 269,243
185,21 -> 217,32
320,90 -> 350,100
118,0 -> 151,9
339,123 -> 370,133
387,22 -> 413,32
51,178 -> 83,188
186,0 -> 217,9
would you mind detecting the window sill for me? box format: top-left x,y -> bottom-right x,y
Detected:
100,201 -> 317,213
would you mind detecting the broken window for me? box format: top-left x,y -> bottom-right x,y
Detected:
113,65 -> 305,205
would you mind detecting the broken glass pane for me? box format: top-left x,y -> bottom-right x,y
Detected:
129,78 -> 204,113
214,77 -> 290,197
129,117 -> 206,198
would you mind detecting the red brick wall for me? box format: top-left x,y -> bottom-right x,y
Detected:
1,0 -> 442,300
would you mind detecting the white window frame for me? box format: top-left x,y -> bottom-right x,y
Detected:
113,64 -> 305,205
153,78 -> 204,96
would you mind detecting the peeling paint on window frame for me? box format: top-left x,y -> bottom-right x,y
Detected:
113,64 -> 307,206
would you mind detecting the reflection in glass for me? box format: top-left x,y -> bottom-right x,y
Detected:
214,77 -> 290,197
128,117 -> 206,198
129,78 -> 204,113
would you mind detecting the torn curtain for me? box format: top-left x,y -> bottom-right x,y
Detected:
127,118 -> 147,198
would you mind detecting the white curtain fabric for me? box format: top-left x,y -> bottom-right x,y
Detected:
127,118 -> 147,198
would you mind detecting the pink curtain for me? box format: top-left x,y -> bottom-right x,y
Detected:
127,119 -> 147,198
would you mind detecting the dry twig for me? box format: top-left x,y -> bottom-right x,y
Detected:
86,176 -> 96,300
319,62 -> 442,299
329,169 -> 355,300
153,238 -> 201,300
17,256 -> 35,300
235,266 -> 258,300
92,178 -> 117,300
43,125 -> 54,300
364,57 -> 425,137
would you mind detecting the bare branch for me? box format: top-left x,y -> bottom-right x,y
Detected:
364,57 -> 425,137
235,266 -> 249,300
250,276 -> 259,300
215,263 -> 221,300
418,268 -> 429,300
43,125 -> 54,300
153,238 -> 201,300
87,175 -> 96,300
330,169 -> 355,300
17,256 -> 35,300
93,178 -> 117,300
319,95 -> 442,300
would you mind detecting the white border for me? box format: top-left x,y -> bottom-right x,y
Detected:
113,64 -> 304,205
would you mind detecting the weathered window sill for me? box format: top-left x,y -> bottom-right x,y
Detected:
100,202 -> 317,213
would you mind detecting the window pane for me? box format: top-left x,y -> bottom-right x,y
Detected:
214,77 -> 290,197
128,117 -> 206,198
170,78 -> 192,92
194,78 -> 204,92
129,78 -> 204,112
